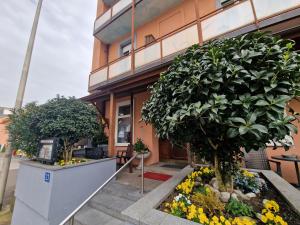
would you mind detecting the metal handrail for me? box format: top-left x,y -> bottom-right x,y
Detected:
59,153 -> 139,225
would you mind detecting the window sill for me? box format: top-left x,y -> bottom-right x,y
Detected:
115,143 -> 129,147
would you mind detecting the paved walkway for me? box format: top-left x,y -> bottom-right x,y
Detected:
74,163 -> 182,225
0,157 -> 21,207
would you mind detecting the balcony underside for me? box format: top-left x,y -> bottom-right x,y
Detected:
103,0 -> 116,7
95,0 -> 183,44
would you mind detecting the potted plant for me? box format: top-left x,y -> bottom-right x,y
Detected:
133,138 -> 150,169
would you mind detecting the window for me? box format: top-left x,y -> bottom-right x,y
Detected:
120,39 -> 132,56
217,0 -> 234,8
145,34 -> 155,45
116,101 -> 131,146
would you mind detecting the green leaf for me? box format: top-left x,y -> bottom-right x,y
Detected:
249,113 -> 257,124
252,124 -> 268,133
229,117 -> 246,124
227,128 -> 239,138
286,124 -> 297,134
239,126 -> 249,135
255,100 -> 269,106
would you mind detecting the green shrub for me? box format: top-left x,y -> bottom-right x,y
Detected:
191,191 -> 224,216
225,198 -> 254,217
133,138 -> 149,153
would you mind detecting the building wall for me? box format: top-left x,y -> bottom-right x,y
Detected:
92,0 -> 110,71
0,117 -> 9,146
100,0 -> 216,63
266,99 -> 300,184
104,91 -> 159,165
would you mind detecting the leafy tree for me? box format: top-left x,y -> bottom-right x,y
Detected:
8,97 -> 104,162
142,32 -> 300,191
8,103 -> 41,157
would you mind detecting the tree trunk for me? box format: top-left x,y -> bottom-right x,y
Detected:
214,151 -> 233,192
186,143 -> 193,167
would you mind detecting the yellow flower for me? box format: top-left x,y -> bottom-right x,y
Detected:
264,200 -> 280,213
261,215 -> 267,223
198,207 -> 204,214
220,216 -> 225,222
225,220 -> 231,225
212,216 -> 219,223
266,211 -> 274,221
242,170 -> 255,178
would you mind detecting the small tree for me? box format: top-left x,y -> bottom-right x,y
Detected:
9,96 -> 103,162
142,32 -> 300,191
8,102 -> 41,157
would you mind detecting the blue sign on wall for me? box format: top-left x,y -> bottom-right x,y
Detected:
44,172 -> 51,183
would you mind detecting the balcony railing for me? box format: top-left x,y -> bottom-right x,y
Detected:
89,0 -> 300,90
94,0 -> 132,32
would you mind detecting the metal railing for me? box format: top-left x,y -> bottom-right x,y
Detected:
59,153 -> 144,225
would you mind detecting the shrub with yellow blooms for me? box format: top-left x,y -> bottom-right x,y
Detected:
260,200 -> 287,225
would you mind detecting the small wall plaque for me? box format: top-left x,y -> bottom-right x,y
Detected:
38,138 -> 59,164
44,172 -> 51,183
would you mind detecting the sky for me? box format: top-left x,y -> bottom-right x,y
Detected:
0,0 -> 97,108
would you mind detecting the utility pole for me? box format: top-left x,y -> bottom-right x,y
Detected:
0,0 -> 43,210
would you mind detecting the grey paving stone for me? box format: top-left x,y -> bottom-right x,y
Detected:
140,209 -> 168,225
91,192 -> 135,212
75,206 -> 115,225
122,166 -> 193,222
102,181 -> 142,202
161,214 -> 200,225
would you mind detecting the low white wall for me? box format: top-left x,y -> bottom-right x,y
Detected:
12,158 -> 116,225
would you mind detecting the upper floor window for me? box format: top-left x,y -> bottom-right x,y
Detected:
217,0 -> 235,8
120,39 -> 132,57
145,34 -> 155,45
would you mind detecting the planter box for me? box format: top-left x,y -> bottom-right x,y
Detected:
122,166 -> 300,225
11,158 -> 116,225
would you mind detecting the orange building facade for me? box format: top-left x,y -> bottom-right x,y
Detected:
0,107 -> 11,148
83,0 -> 300,182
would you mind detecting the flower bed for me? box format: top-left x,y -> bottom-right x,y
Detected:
160,167 -> 300,225
55,158 -> 88,166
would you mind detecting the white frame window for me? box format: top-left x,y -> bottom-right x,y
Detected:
115,100 -> 132,146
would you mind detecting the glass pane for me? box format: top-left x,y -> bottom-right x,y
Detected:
135,42 -> 160,68
117,117 -> 131,143
121,43 -> 132,55
253,0 -> 300,20
201,1 -> 254,41
109,55 -> 131,78
89,67 -> 108,87
118,105 -> 130,116
162,25 -> 199,57
94,9 -> 111,30
112,0 -> 132,17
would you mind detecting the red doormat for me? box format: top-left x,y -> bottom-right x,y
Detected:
140,172 -> 172,181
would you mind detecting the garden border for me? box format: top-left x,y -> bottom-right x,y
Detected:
122,166 -> 300,225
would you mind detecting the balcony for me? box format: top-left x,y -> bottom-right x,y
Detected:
94,0 -> 183,44
89,0 -> 300,91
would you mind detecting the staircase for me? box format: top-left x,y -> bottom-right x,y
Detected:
74,181 -> 143,225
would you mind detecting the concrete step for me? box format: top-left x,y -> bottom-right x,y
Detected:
75,181 -> 142,225
102,181 -> 142,202
89,182 -> 143,223
74,206 -> 123,225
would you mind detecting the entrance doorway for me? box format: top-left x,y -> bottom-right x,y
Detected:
159,140 -> 187,161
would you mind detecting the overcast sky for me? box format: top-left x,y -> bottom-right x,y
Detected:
0,0 -> 97,108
